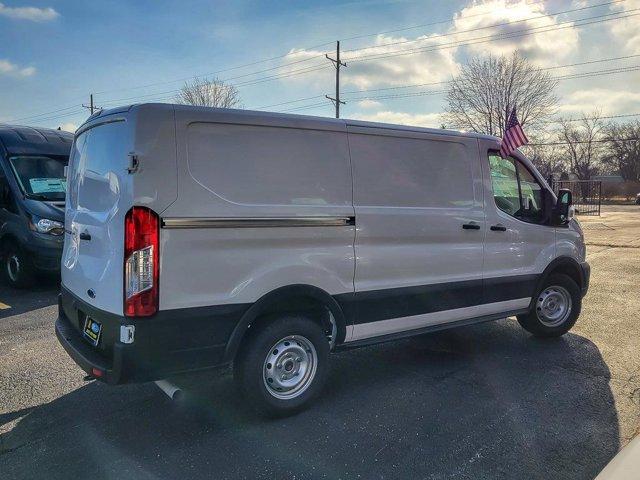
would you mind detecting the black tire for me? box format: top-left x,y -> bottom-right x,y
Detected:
234,315 -> 330,417
517,273 -> 581,338
2,241 -> 34,288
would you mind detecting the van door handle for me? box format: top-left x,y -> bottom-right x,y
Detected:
462,222 -> 481,230
490,224 -> 507,232
79,232 -> 91,241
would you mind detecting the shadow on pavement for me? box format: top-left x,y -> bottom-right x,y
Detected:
1,319 -> 619,480
0,275 -> 58,319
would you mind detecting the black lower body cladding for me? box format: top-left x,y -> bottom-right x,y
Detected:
56,266 -> 589,385
56,286 -> 250,384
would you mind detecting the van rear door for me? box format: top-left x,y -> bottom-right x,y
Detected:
62,119 -> 133,314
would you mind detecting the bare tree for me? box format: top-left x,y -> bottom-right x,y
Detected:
443,52 -> 558,137
175,77 -> 242,108
603,121 -> 640,182
522,141 -> 565,182
558,111 -> 606,181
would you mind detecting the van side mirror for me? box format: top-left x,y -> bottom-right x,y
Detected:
552,189 -> 573,226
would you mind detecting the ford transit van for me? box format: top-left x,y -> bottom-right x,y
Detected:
56,104 -> 589,415
0,125 -> 73,287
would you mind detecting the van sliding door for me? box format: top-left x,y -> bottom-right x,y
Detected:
344,126 -> 486,342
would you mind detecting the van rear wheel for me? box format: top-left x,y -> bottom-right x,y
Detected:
234,315 -> 329,417
517,273 -> 581,337
2,242 -> 34,288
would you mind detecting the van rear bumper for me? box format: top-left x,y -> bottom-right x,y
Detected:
55,313 -> 122,384
55,287 -> 249,384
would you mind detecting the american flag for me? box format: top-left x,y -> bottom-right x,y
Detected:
500,107 -> 528,158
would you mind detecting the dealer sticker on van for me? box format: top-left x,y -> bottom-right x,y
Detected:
83,317 -> 102,347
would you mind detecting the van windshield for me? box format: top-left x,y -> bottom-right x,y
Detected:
8,156 -> 68,201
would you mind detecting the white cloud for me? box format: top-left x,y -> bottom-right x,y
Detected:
609,0 -> 640,54
357,99 -> 382,109
0,59 -> 35,77
558,88 -> 640,115
280,33 -> 460,90
58,122 -> 78,133
351,110 -> 444,128
280,0 -> 585,97
0,2 -> 58,21
451,0 -> 580,65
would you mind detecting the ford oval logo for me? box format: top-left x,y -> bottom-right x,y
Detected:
91,323 -> 100,333
87,289 -> 96,299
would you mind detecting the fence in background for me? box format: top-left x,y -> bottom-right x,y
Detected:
551,180 -> 602,216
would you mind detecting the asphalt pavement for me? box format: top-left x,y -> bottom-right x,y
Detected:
1,206 -> 639,479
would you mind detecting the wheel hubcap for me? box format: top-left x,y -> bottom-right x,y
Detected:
536,286 -> 572,327
263,335 -> 317,400
7,254 -> 20,282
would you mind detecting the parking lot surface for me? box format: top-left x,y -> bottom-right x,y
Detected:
1,205 -> 639,479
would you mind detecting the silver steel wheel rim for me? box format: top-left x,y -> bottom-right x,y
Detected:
7,254 -> 19,282
263,335 -> 318,400
536,285 -> 572,327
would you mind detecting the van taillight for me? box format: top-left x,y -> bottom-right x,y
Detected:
124,207 -> 159,317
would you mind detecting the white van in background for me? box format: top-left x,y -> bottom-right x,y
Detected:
56,104 -> 589,415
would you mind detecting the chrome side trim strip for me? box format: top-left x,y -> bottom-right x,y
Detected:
344,297 -> 531,342
161,216 -> 355,229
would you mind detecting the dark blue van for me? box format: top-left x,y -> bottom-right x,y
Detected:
0,125 -> 73,287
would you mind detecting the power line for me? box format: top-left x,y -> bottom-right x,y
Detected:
344,9 -> 640,63
12,1 -> 632,123
540,53 -> 640,71
555,65 -> 640,80
95,10 -> 640,110
281,102 -> 330,113
93,43 -> 334,96
342,0 -> 625,55
91,0 -> 561,98
346,90 -> 448,102
339,55 -> 640,99
336,0 -> 550,42
19,59 -> 640,125
541,113 -> 640,123
15,3 -> 640,124
254,95 -> 326,110
530,137 -> 640,146
13,109 -> 87,125
98,63 -> 331,107
6,104 -> 82,123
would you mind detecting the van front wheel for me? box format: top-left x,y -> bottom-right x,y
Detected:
234,316 -> 329,416
517,273 -> 581,337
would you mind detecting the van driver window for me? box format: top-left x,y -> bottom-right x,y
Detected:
516,163 -> 544,222
488,153 -> 544,223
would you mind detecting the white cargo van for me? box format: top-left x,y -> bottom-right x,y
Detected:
56,103 -> 589,415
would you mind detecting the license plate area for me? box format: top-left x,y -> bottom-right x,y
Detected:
83,315 -> 102,347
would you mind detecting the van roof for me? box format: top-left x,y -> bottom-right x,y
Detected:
0,124 -> 74,157
83,103 -> 500,143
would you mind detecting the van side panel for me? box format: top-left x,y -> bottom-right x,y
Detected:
346,126 -> 486,340
130,104 -> 178,214
159,111 -> 355,311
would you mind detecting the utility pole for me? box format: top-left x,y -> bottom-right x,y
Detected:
82,94 -> 98,115
325,41 -> 346,118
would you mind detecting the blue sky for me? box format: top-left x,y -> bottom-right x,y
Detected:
1,0 -> 639,131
